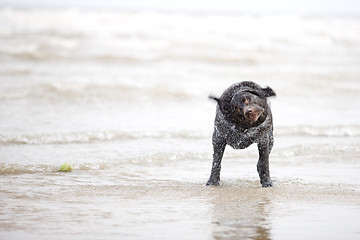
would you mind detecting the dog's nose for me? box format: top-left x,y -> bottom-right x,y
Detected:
245,109 -> 253,114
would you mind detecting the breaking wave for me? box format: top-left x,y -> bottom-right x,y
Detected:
0,150 -> 210,175
1,125 -> 359,145
0,130 -> 209,145
2,8 -> 359,64
0,82 -> 196,102
276,125 -> 360,137
0,163 -> 57,175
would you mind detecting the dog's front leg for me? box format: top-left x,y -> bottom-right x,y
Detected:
257,138 -> 273,187
206,131 -> 226,186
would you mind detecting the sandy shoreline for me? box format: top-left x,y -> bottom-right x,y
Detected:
1,173 -> 359,240
1,135 -> 360,240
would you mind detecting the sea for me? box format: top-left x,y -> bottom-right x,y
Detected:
0,7 -> 360,240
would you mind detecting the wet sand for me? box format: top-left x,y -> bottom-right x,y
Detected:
1,174 -> 359,240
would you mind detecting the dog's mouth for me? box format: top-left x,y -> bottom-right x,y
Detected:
244,107 -> 263,124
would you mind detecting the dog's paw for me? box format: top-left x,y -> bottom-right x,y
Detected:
206,178 -> 220,186
261,180 -> 273,188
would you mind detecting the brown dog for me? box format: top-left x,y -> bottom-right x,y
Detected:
206,81 -> 276,187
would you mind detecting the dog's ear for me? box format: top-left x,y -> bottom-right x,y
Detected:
262,87 -> 276,97
209,95 -> 233,115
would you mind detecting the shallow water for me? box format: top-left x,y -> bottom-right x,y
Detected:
1,7 -> 360,240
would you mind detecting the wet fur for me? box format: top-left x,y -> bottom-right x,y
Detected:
206,81 -> 276,187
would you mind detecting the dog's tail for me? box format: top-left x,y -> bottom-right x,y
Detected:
208,95 -> 220,103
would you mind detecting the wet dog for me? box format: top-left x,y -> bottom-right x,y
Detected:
206,81 -> 276,187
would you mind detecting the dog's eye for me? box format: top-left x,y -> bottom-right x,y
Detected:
232,106 -> 241,113
242,98 -> 249,104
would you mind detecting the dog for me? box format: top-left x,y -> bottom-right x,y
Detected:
206,81 -> 276,187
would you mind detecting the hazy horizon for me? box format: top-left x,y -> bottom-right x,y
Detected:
1,0 -> 360,14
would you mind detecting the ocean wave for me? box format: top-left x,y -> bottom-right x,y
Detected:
0,161 -> 125,175
0,163 -> 56,175
1,125 -> 359,146
0,162 -> 116,175
0,44 -> 261,66
0,130 -> 209,145
0,151 -> 210,175
1,141 -> 357,175
276,125 -> 360,137
0,82 -> 196,102
272,141 -> 360,163
2,8 -> 359,64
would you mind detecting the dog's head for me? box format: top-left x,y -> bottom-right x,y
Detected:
210,85 -> 275,128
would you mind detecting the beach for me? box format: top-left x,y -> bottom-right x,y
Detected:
1,7 -> 360,240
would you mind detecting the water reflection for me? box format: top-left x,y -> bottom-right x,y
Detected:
208,183 -> 273,240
